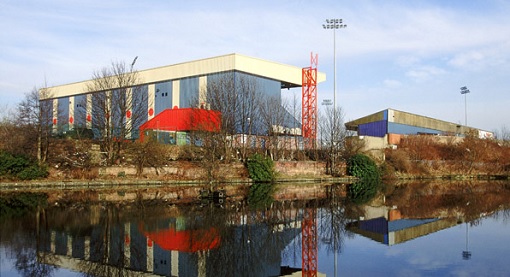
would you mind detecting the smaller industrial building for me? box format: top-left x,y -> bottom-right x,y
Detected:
345,108 -> 494,159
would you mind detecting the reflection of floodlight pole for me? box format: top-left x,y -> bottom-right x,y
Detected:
460,86 -> 470,126
462,222 -> 472,260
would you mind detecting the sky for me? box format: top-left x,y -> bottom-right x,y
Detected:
1,0 -> 509,133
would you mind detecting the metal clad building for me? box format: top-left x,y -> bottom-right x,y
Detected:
345,108 -> 486,138
345,108 -> 494,160
41,53 -> 326,139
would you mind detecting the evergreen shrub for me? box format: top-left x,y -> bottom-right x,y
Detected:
347,153 -> 380,180
347,154 -> 381,204
0,151 -> 48,180
246,154 -> 275,182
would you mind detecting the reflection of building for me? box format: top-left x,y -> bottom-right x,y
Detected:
38,214 -> 303,276
347,205 -> 458,245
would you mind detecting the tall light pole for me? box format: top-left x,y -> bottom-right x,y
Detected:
460,86 -> 470,126
323,19 -> 346,181
323,19 -> 347,120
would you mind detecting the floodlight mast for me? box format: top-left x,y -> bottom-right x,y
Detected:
460,86 -> 470,126
322,19 -> 347,121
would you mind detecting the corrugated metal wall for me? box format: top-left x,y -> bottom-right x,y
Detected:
155,81 -> 173,115
57,96 -> 69,132
359,120 -> 387,137
74,94 -> 87,128
387,122 -> 442,135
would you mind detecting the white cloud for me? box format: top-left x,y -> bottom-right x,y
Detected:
448,51 -> 485,68
406,65 -> 448,82
383,79 -> 403,89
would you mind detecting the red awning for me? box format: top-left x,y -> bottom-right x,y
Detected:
141,226 -> 221,252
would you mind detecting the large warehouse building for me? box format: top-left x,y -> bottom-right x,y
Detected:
345,108 -> 494,159
41,53 -> 326,140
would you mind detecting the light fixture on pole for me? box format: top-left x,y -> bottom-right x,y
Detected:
131,56 -> 138,72
460,86 -> 470,126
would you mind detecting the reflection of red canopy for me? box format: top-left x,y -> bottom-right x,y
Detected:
141,227 -> 220,252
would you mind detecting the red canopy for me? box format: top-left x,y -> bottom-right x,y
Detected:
139,107 -> 221,141
141,226 -> 221,252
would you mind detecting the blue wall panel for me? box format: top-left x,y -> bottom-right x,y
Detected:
74,94 -> 87,128
58,97 -> 69,132
155,81 -> 172,115
388,122 -> 441,135
359,120 -> 387,137
132,85 -> 148,139
180,77 -> 198,108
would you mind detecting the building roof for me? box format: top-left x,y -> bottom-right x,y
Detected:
42,53 -> 326,99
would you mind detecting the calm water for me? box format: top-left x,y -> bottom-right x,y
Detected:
1,180 -> 510,277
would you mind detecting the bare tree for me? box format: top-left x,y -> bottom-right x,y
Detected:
205,71 -> 238,162
289,90 -> 303,159
7,87 -> 54,163
84,61 -> 149,165
319,105 -> 346,176
260,95 -> 289,161
205,72 -> 263,162
495,125 -> 510,146
237,74 -> 262,161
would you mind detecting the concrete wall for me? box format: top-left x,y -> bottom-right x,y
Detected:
274,161 -> 327,177
98,161 -> 327,179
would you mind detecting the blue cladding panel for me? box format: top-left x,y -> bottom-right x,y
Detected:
388,218 -> 439,232
359,120 -> 387,137
74,94 -> 87,128
359,217 -> 388,234
388,122 -> 441,135
383,109 -> 388,120
180,77 -> 199,108
58,97 -> 69,132
155,81 -> 172,115
132,85 -> 148,139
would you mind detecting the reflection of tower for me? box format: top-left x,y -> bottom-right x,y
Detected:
462,223 -> 472,260
302,207 -> 318,276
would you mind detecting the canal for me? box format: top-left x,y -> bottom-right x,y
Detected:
1,180 -> 510,276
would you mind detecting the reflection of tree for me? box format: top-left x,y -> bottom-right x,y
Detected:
194,201 -> 301,276
77,204 -> 145,277
384,180 -> 510,222
320,186 -> 349,254
3,207 -> 58,277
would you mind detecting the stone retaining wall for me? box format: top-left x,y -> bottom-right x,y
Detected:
98,161 -> 329,179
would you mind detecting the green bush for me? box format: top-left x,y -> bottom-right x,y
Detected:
347,154 -> 381,204
247,183 -> 275,209
0,192 -> 48,220
347,153 -> 380,180
348,179 -> 379,204
17,165 -> 49,180
246,154 -> 275,182
0,151 -> 30,176
0,151 -> 48,180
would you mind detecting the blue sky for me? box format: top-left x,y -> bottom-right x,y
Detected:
1,0 -> 509,132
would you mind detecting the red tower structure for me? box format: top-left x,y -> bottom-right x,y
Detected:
302,53 -> 318,149
302,207 -> 318,277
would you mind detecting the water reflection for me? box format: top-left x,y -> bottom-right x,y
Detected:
1,180 -> 510,276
